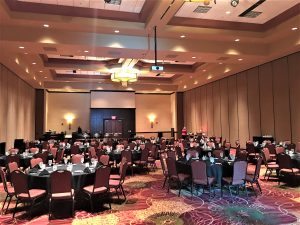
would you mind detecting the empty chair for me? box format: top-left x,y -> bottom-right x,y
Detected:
99,155 -> 109,166
236,150 -> 248,161
8,162 -> 19,173
0,168 -> 15,214
213,149 -> 223,158
70,145 -> 79,155
55,149 -> 64,164
277,153 -> 299,185
129,142 -> 136,150
121,150 -> 133,175
166,150 -> 176,160
175,146 -> 183,159
72,154 -> 84,164
160,155 -> 168,189
222,160 -> 248,197
30,158 -> 43,168
83,166 -> 111,212
190,160 -> 215,197
49,170 -> 74,219
134,148 -> 149,172
11,170 -> 46,218
262,148 -> 279,181
110,157 -> 127,180
34,152 -> 48,164
109,162 -> 128,200
246,141 -> 258,160
88,147 -> 97,159
6,154 -> 21,167
275,146 -> 285,155
30,148 -> 39,154
266,144 -> 276,159
148,145 -> 158,170
166,157 -> 190,196
245,157 -> 263,196
50,147 -> 58,159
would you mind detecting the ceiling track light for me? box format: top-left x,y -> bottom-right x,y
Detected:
231,0 -> 239,7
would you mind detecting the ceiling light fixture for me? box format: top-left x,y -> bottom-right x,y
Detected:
114,30 -> 120,33
84,50 -> 89,53
32,62 -> 36,65
192,56 -> 196,59
19,46 -> 24,49
111,68 -> 138,87
43,24 -> 49,28
235,38 -> 240,42
291,27 -> 298,31
180,35 -> 186,38
226,11 -> 231,14
231,0 -> 239,7
238,58 -> 243,61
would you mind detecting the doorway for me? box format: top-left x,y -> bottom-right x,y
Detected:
103,119 -> 123,137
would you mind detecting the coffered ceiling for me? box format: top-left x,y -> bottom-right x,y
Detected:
0,0 -> 299,93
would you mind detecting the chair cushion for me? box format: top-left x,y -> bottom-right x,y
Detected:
194,177 -> 215,185
51,189 -> 74,200
110,174 -> 121,180
7,186 -> 15,195
134,160 -> 147,165
245,174 -> 255,182
222,177 -> 232,184
178,173 -> 190,182
267,164 -> 279,169
109,179 -> 120,188
83,185 -> 107,194
19,189 -> 46,199
280,168 -> 300,174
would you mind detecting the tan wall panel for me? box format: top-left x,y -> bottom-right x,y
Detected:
200,86 -> 207,133
237,72 -> 249,147
190,90 -> 196,132
259,63 -> 274,136
247,67 -> 261,139
213,81 -> 221,137
220,78 -> 229,142
0,66 -> 8,142
206,83 -> 214,136
288,52 -> 300,143
228,75 -> 239,144
272,58 -> 291,141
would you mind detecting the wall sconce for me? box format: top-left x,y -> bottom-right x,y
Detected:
64,114 -> 75,130
148,114 -> 156,128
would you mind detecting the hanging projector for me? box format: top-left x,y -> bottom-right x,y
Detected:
151,65 -> 164,71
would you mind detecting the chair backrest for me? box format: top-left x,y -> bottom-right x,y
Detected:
140,148 -> 149,162
30,158 -> 43,168
253,156 -> 263,179
175,146 -> 183,159
34,152 -> 48,164
50,147 -> 58,159
236,150 -> 247,161
120,162 -> 128,182
72,154 -> 83,164
42,141 -> 49,150
232,161 -> 247,185
266,144 -> 276,154
150,145 -> 157,157
71,145 -> 79,155
6,154 -> 20,167
50,170 -> 72,194
94,166 -> 110,190
89,147 -> 96,159
8,162 -> 19,173
191,160 -> 207,182
276,146 -> 285,155
129,142 -> 136,150
277,153 -> 292,170
11,170 -> 29,197
213,149 -> 223,158
121,150 -> 132,163
99,155 -> 109,166
262,148 -> 271,163
30,147 -> 39,154
159,155 -> 167,173
246,142 -> 255,154
161,142 -> 167,151
167,150 -> 176,160
56,149 -> 64,163
166,157 -> 177,177
0,168 -> 10,193
224,142 -> 231,149
286,143 -> 296,151
145,142 -> 152,151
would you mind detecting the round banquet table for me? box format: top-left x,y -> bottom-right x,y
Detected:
176,158 -> 234,187
107,149 -> 141,163
0,153 -> 53,168
28,163 -> 95,192
290,153 -> 300,169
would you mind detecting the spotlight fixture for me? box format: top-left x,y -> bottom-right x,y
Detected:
231,0 -> 239,7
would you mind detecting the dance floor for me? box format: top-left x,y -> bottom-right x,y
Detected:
0,165 -> 299,225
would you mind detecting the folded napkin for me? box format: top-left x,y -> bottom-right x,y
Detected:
33,164 -> 41,169
29,167 -> 39,173
83,167 -> 91,174
39,169 -> 50,176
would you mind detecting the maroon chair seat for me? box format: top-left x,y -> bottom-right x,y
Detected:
72,154 -> 83,164
30,158 -> 43,168
278,153 -> 300,185
109,162 -> 128,200
99,155 -> 109,166
262,148 -> 279,180
245,156 -> 263,196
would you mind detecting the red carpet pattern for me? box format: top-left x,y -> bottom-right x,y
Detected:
0,166 -> 299,225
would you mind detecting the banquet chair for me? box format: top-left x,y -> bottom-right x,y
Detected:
213,149 -> 223,158
8,162 -> 19,173
55,149 -> 65,164
266,144 -> 276,159
83,166 -> 111,212
277,153 -> 299,185
245,156 -> 263,196
190,160 -> 215,197
121,150 -> 133,175
110,157 -> 127,180
246,141 -> 258,160
275,146 -> 285,155
88,147 -> 97,160
0,168 -> 15,214
175,146 -> 183,159
29,148 -> 39,154
99,155 -> 110,166
34,152 -> 48,164
72,154 -> 83,164
166,150 -> 176,160
134,148 -> 149,173
166,157 -> 190,197
286,143 -> 296,151
109,162 -> 128,200
30,158 -> 43,168
70,145 -> 79,155
148,145 -> 158,170
11,170 -> 46,218
262,148 -> 279,180
49,170 -> 74,219
222,161 -> 248,198
50,147 -> 58,159
42,142 -> 49,150
236,150 -> 248,161
6,154 -> 21,167
129,142 -> 136,150
160,154 -> 168,189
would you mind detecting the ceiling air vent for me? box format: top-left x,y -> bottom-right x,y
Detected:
43,47 -> 57,52
104,0 -> 121,5
193,6 -> 212,14
165,54 -> 178,59
107,51 -> 121,56
241,11 -> 262,18
217,57 -> 229,61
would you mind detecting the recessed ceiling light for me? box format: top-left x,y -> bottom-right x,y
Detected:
32,62 -> 36,65
180,35 -> 186,38
291,27 -> 298,31
183,85 -> 187,89
226,11 -> 231,14
194,81 -> 198,85
235,38 -> 240,42
190,76 -> 193,78
44,76 -> 47,78
19,46 -> 24,49
207,75 -> 212,80
98,82 -> 102,84
238,58 -> 243,61
24,52 -> 28,54
219,62 -> 223,65
43,24 -> 49,28
33,76 -> 36,80
192,56 -> 196,59
84,50 -> 89,53
39,82 -> 42,86
202,69 -> 206,72
39,70 -> 43,73
114,30 -> 120,33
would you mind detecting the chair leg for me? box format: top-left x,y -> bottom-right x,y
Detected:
167,178 -> 171,193
89,195 -> 94,212
190,182 -> 193,197
120,185 -> 126,199
108,192 -> 112,210
2,194 -> 8,213
5,196 -> 12,214
178,181 -> 182,197
48,198 -> 51,220
250,182 -> 257,197
115,188 -> 120,200
162,176 -> 167,189
13,199 -> 19,218
245,184 -> 248,197
256,180 -> 262,194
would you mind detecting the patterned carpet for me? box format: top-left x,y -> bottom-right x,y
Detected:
0,165 -> 299,225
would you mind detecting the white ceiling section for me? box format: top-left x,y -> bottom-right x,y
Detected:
176,0 -> 300,24
0,0 -> 299,92
18,0 -> 146,13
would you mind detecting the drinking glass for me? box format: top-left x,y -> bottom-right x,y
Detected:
81,157 -> 84,164
64,158 -> 68,164
53,165 -> 57,171
48,160 -> 52,166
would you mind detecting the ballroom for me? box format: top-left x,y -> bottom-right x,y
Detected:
0,0 -> 299,224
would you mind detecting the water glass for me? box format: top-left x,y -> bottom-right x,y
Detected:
48,160 -> 52,166
64,158 -> 68,164
53,165 -> 57,171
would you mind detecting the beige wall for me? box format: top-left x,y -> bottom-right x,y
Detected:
46,92 -> 90,134
183,52 -> 300,147
0,64 -> 35,149
46,92 -> 175,138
